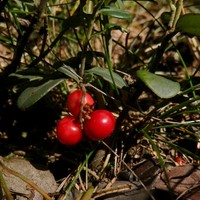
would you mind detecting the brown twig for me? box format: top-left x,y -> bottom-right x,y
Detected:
102,141 -> 157,200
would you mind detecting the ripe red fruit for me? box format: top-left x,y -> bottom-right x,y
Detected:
67,90 -> 94,117
175,157 -> 185,166
83,110 -> 116,141
56,116 -> 82,145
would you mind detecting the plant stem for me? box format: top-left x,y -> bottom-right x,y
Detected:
0,170 -> 14,200
177,50 -> 196,98
101,14 -> 119,94
168,0 -> 183,32
65,150 -> 94,198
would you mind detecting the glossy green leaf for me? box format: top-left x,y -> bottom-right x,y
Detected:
87,67 -> 127,88
176,14 -> 200,37
136,70 -> 180,98
99,6 -> 132,19
17,78 -> 64,110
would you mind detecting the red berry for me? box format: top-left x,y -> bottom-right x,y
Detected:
83,110 -> 116,141
56,116 -> 82,145
67,90 -> 94,117
175,157 -> 185,166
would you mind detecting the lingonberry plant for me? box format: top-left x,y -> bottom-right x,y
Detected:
2,0 -> 200,199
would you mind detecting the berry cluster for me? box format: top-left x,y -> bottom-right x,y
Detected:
56,90 -> 116,145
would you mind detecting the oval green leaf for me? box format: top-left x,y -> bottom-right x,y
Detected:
176,13 -> 200,37
17,78 -> 64,110
87,67 -> 127,89
99,6 -> 132,19
136,70 -> 180,98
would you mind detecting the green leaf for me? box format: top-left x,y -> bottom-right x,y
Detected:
57,64 -> 80,82
99,6 -> 132,19
160,12 -> 171,26
105,23 -> 128,32
17,78 -> 64,110
176,13 -> 200,37
9,73 -> 43,82
136,70 -> 180,98
87,67 -> 127,88
10,68 -> 46,81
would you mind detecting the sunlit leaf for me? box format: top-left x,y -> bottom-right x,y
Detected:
136,70 -> 180,98
87,67 -> 127,88
17,78 -> 64,110
176,14 -> 200,37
